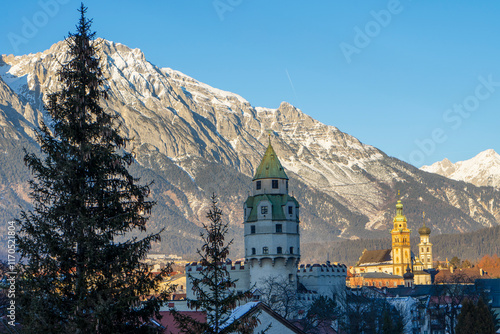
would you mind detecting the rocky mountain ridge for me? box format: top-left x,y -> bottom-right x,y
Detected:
1,39 -> 500,260
421,149 -> 500,188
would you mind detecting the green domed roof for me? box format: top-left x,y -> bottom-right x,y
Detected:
253,141 -> 288,181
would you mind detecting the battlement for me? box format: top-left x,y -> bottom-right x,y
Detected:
185,260 -> 247,272
297,262 -> 347,275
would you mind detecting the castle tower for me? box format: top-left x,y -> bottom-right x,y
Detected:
244,140 -> 300,290
418,213 -> 433,270
391,197 -> 411,276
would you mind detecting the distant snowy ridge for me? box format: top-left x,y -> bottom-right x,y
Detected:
421,149 -> 500,188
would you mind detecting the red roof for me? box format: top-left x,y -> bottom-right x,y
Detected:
154,311 -> 206,334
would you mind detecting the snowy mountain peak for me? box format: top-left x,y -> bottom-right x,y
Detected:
421,149 -> 500,188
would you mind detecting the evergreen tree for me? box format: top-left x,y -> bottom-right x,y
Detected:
16,5 -> 171,333
475,298 -> 496,334
171,194 -> 260,334
456,298 -> 496,334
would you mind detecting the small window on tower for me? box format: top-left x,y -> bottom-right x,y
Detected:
427,247 -> 429,252
288,206 -> 293,215
276,224 -> 282,233
256,181 -> 261,190
277,247 -> 282,254
263,247 -> 269,254
251,225 -> 255,234
290,247 -> 294,254
252,248 -> 256,255
261,206 -> 268,214
286,180 -> 289,190
272,180 -> 279,189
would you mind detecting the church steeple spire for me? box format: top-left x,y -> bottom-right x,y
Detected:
253,140 -> 288,181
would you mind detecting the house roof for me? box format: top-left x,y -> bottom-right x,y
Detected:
154,311 -> 206,334
361,272 -> 403,279
435,268 -> 490,283
356,249 -> 392,266
253,142 -> 288,180
221,302 -> 306,334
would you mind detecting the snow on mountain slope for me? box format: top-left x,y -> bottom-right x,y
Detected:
421,149 -> 500,188
2,39 -> 500,257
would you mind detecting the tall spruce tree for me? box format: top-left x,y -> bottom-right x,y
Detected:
171,194 -> 261,334
16,4 -> 171,333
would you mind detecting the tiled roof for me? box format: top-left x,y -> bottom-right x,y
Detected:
357,249 -> 392,266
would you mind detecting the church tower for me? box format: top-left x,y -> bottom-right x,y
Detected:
391,197 -> 411,276
418,214 -> 433,270
244,140 -> 300,290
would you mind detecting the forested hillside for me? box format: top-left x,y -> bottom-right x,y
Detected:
304,225 -> 500,266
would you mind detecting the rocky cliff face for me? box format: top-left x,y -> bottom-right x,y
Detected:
2,40 -> 500,259
421,149 -> 500,189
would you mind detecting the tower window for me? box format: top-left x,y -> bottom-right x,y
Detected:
286,180 -> 289,190
252,248 -> 256,255
263,247 -> 269,254
275,224 -> 282,233
290,247 -> 294,254
272,180 -> 278,189
256,181 -> 261,190
277,247 -> 282,254
288,206 -> 293,215
261,206 -> 268,214
251,225 -> 255,234
427,247 -> 429,252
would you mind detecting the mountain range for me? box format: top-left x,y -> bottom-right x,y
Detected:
1,39 -> 500,261
421,149 -> 500,188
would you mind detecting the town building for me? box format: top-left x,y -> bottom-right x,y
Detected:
351,199 -> 433,286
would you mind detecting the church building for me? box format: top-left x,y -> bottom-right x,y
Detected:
351,199 -> 433,286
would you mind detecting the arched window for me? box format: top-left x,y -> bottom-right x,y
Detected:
427,247 -> 429,252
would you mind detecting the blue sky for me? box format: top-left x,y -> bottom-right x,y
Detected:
2,0 -> 500,167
